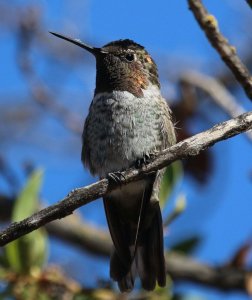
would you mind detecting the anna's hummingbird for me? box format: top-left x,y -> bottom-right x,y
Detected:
50,32 -> 176,292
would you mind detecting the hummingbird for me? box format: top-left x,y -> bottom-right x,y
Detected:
50,31 -> 176,292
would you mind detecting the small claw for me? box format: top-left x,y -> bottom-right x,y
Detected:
135,153 -> 156,169
107,171 -> 125,185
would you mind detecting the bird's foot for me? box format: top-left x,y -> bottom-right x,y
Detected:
107,171 -> 125,186
135,153 -> 156,169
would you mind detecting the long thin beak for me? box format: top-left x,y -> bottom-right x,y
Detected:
49,31 -> 105,56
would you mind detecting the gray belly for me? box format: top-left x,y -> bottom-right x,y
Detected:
83,89 -> 165,177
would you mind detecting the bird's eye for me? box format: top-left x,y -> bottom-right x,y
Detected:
125,53 -> 135,62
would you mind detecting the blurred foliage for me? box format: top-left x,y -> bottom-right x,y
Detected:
159,161 -> 183,208
163,194 -> 186,228
0,265 -> 83,300
5,169 -> 47,274
160,161 -> 187,230
0,170 -> 89,299
171,236 -> 200,255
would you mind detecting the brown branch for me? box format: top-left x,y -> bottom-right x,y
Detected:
218,53 -> 252,91
188,0 -> 252,101
0,111 -> 251,246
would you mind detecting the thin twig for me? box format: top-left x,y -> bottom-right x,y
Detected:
0,111 -> 251,246
180,71 -> 252,142
188,0 -> 252,101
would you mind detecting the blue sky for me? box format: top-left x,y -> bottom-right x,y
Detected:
1,1 -> 252,299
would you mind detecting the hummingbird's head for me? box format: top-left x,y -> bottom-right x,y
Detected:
50,32 -> 160,98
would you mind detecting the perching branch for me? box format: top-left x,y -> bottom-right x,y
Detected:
0,111 -> 252,246
188,0 -> 252,101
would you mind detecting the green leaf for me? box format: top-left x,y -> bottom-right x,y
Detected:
12,169 -> 44,221
5,169 -> 48,273
159,161 -> 183,208
0,267 -> 7,279
0,253 -> 9,268
163,194 -> 186,227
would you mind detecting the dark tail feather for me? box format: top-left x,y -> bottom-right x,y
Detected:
110,204 -> 166,292
136,204 -> 166,290
110,250 -> 136,292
